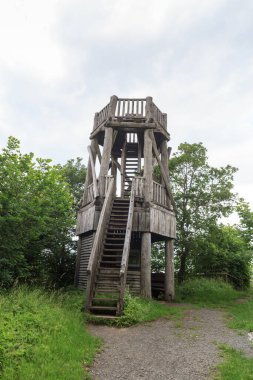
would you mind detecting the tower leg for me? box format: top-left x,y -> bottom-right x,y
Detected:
165,239 -> 175,301
141,232 -> 152,298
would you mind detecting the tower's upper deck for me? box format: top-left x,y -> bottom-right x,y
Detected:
90,95 -> 170,142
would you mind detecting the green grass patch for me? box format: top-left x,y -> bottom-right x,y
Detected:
176,278 -> 244,307
0,287 -> 100,380
85,292 -> 185,327
226,294 -> 253,332
215,345 -> 253,380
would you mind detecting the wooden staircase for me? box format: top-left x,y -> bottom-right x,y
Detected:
124,143 -> 139,197
89,199 -> 130,316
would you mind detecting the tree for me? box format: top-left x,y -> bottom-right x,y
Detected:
0,137 -> 75,288
169,142 -> 237,282
59,158 -> 86,208
190,225 -> 252,288
236,199 -> 253,247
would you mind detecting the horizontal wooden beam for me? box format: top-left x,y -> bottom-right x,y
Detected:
106,121 -> 156,129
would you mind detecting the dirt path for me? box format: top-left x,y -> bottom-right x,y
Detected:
88,308 -> 253,380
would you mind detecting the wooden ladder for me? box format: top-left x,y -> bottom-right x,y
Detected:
124,143 -> 139,197
89,199 -> 130,316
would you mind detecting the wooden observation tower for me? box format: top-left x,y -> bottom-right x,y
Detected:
75,96 -> 176,316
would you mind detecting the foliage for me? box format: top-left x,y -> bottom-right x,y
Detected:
59,157 -> 86,208
176,278 -> 241,306
169,142 -> 238,282
215,345 -> 253,380
236,199 -> 253,247
0,287 -> 100,379
0,137 -> 75,288
190,225 -> 252,288
151,241 -> 165,272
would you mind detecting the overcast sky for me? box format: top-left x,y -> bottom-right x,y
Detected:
0,0 -> 253,209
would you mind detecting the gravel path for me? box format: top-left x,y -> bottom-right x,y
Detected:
88,308 -> 253,380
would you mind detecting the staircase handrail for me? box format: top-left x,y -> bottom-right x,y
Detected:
118,179 -> 136,313
85,177 -> 115,310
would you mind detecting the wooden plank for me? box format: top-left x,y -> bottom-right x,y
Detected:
106,121 -> 156,129
150,204 -> 176,238
76,204 -> 96,235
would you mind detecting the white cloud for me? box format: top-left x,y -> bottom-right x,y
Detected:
0,0 -> 65,83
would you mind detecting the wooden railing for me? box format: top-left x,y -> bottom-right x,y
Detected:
116,98 -> 146,118
152,181 -> 168,206
96,102 -> 110,128
118,179 -> 136,314
152,103 -> 167,130
85,177 -> 115,310
99,175 -> 114,197
86,183 -> 95,203
93,96 -> 167,132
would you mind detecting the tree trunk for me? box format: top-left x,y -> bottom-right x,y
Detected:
177,249 -> 188,283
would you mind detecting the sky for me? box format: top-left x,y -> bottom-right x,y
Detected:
0,0 -> 253,209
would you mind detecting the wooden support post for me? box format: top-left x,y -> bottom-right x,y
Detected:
82,139 -> 97,204
111,155 -> 117,196
120,140 -> 127,197
146,96 -> 153,122
163,113 -> 167,130
151,131 -> 176,211
74,238 -> 82,287
160,139 -> 171,208
137,133 -> 142,173
99,127 -> 113,196
108,95 -> 118,120
93,139 -> 102,163
165,239 -> 175,301
141,232 -> 152,298
144,129 -> 153,202
87,145 -> 99,198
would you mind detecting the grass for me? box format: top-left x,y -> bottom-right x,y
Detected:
176,278 -> 246,307
0,287 -> 100,380
85,291 -> 185,327
227,294 -> 253,331
1,279 -> 252,379
215,345 -> 253,380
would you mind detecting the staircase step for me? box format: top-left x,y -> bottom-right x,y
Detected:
96,289 -> 119,295
90,306 -> 117,312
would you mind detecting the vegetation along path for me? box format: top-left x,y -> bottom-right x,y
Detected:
88,307 -> 253,380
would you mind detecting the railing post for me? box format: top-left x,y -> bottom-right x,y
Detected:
108,95 -> 118,120
163,113 -> 167,130
145,96 -> 153,122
